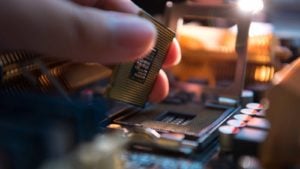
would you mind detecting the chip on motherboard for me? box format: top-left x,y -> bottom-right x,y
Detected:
106,11 -> 175,107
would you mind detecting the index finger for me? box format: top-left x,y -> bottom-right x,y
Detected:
73,0 -> 182,67
163,39 -> 181,68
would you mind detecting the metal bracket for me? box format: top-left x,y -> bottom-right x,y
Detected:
164,2 -> 251,102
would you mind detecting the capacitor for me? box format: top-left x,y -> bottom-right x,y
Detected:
240,108 -> 257,116
246,103 -> 264,110
241,90 -> 254,107
227,119 -> 247,128
218,125 -> 240,152
233,114 -> 252,122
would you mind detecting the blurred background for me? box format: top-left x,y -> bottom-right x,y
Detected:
0,0 -> 300,169
135,0 -> 299,100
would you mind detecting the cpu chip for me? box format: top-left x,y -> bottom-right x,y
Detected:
106,11 -> 175,107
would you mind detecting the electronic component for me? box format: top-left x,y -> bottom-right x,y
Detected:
0,2 -> 259,169
218,125 -> 240,152
110,98 -> 237,152
106,11 -> 175,107
233,127 -> 268,159
0,50 -> 111,96
218,102 -> 269,159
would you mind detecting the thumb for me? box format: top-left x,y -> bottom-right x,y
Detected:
0,0 -> 156,64
72,9 -> 157,64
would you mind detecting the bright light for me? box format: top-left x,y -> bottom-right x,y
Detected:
237,0 -> 264,13
254,65 -> 274,83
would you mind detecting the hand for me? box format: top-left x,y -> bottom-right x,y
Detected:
0,0 -> 181,102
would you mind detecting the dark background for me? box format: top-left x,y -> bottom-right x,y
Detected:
132,0 -> 184,14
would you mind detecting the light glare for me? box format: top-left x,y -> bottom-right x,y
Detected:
237,0 -> 264,13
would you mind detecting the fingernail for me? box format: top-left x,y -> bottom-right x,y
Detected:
111,15 -> 156,60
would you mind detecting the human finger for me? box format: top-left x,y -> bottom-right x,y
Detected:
0,0 -> 156,64
148,69 -> 169,103
73,0 -> 140,14
77,0 -> 182,68
163,39 -> 181,68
